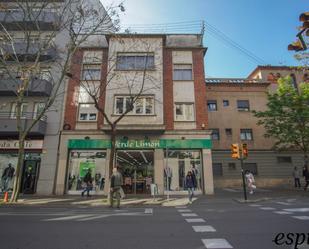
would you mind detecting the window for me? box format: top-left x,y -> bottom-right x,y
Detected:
82,65 -> 101,81
211,129 -> 220,140
212,163 -> 223,176
78,83 -> 100,103
33,102 -> 45,119
240,129 -> 253,140
243,163 -> 258,175
207,100 -> 217,111
116,53 -> 154,70
78,103 -> 97,121
114,96 -> 154,115
223,100 -> 229,107
277,157 -> 292,163
175,103 -> 194,121
225,128 -> 232,136
83,51 -> 103,64
237,100 -> 250,111
228,163 -> 236,170
40,69 -> 51,81
173,64 -> 193,80
11,103 -> 28,119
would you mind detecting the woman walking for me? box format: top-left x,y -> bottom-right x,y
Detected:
185,171 -> 195,204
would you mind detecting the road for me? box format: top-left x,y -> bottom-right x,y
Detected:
0,193 -> 308,249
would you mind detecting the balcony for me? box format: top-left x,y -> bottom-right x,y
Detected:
0,10 -> 60,31
0,77 -> 52,96
0,112 -> 47,136
0,41 -> 57,61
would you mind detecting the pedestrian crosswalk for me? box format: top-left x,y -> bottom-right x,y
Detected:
249,199 -> 309,221
177,206 -> 233,248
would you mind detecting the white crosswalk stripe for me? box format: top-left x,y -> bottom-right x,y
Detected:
283,208 -> 309,212
276,202 -> 292,206
292,216 -> 309,220
186,218 -> 205,223
181,213 -> 198,217
202,238 -> 233,248
273,211 -> 293,215
178,209 -> 192,212
260,207 -> 276,210
44,214 -> 94,221
192,225 -> 216,232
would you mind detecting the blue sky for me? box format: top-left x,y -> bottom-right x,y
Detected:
103,0 -> 307,78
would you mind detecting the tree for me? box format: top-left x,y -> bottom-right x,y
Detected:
76,36 -> 162,175
0,0 -> 124,202
253,76 -> 309,167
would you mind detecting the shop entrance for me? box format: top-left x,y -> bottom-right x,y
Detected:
116,150 -> 154,194
20,159 -> 41,194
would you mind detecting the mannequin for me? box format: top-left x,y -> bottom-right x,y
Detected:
164,165 -> 173,190
1,163 -> 15,192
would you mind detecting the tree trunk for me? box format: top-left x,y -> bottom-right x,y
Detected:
109,124 -> 116,176
10,137 -> 25,202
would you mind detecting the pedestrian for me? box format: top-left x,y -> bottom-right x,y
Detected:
1,163 -> 15,192
292,166 -> 301,188
81,169 -> 92,197
109,166 -> 123,208
190,164 -> 198,190
245,170 -> 256,194
303,166 -> 309,191
185,171 -> 195,204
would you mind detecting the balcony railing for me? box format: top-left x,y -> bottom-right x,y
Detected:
0,77 -> 52,96
0,10 -> 61,31
205,78 -> 264,84
0,112 -> 47,136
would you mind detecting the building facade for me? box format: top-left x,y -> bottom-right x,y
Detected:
208,66 -> 309,188
55,34 -> 214,195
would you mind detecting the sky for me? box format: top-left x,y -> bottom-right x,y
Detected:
102,0 -> 308,78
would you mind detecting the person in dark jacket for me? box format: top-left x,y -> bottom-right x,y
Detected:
185,171 -> 195,204
81,169 -> 92,197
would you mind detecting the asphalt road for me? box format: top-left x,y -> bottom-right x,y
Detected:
0,193 -> 308,249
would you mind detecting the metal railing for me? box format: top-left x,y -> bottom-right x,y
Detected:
0,112 -> 47,122
205,78 -> 264,84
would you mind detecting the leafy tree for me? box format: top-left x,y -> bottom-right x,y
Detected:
253,76 -> 309,167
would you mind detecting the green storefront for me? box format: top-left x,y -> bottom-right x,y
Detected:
66,138 -> 213,195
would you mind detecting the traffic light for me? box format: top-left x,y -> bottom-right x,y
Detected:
231,143 -> 240,159
242,143 -> 248,158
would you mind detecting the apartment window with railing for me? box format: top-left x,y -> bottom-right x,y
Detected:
240,129 -> 253,141
175,103 -> 194,121
173,64 -> 193,80
114,96 -> 154,115
116,53 -> 155,70
237,100 -> 250,111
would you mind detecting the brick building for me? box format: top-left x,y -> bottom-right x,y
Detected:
55,34 -> 214,195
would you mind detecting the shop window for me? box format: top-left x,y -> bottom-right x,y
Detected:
212,163 -> 223,176
223,100 -> 229,107
116,53 -> 154,70
175,103 -> 194,121
225,128 -> 232,136
207,100 -> 217,111
228,163 -> 236,170
277,156 -> 292,163
243,163 -> 258,175
83,51 -> 103,64
211,129 -> 220,140
240,129 -> 253,141
67,150 -> 106,193
10,103 -> 28,119
173,64 -> 193,80
114,96 -> 154,115
78,103 -> 97,121
164,150 -> 202,191
82,65 -> 101,81
237,100 -> 250,111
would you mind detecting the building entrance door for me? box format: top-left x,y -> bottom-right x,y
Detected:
116,150 -> 154,194
21,159 -> 40,194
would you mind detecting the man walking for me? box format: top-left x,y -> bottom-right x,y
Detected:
110,166 -> 123,208
303,166 -> 309,191
81,169 -> 92,197
292,166 -> 301,188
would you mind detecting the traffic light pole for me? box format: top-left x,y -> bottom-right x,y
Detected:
240,157 -> 247,201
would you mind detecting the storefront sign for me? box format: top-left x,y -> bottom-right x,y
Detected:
0,140 -> 43,150
68,139 -> 212,149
